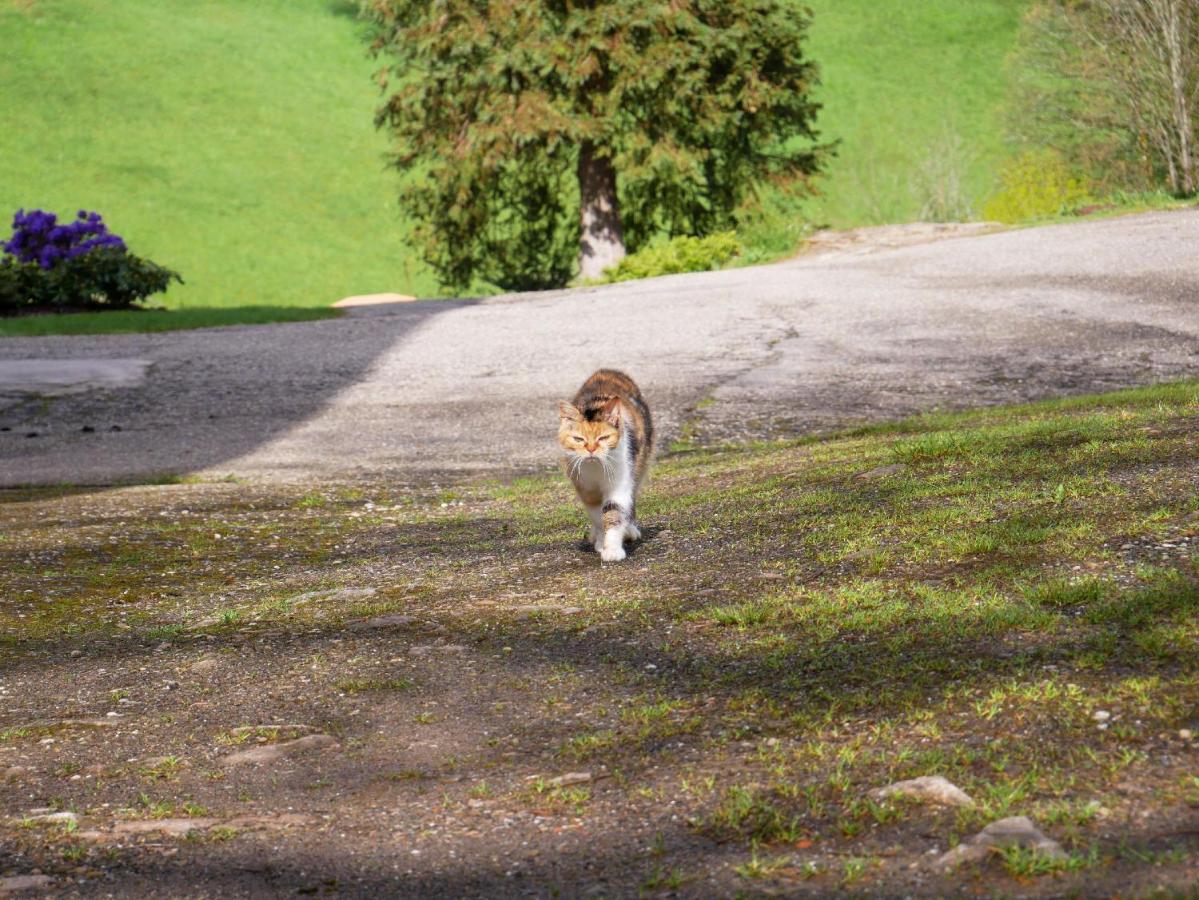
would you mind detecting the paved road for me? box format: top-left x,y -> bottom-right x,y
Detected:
1,211 -> 1197,487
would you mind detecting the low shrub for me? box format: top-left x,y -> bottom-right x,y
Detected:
598,232 -> 741,284
0,209 -> 181,314
982,150 -> 1089,223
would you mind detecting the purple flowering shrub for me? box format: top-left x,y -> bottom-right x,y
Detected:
0,209 -> 181,314
3,209 -> 127,269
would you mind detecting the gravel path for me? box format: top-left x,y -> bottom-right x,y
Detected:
2,210 -> 1197,487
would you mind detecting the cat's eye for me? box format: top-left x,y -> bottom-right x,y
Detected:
572,435 -> 585,443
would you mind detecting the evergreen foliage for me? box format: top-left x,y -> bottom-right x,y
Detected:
364,0 -> 828,292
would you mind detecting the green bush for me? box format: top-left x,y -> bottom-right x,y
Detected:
0,249 -> 181,315
982,149 -> 1088,223
598,232 -> 742,284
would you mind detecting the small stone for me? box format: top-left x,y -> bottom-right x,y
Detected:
221,733 -> 338,767
410,644 -> 468,655
189,658 -> 219,673
69,650 -> 83,658
1180,729 -> 1194,741
291,587 -> 376,606
113,818 -> 217,836
1093,710 -> 1111,722
873,776 -> 975,809
546,771 -> 592,788
936,816 -> 1065,870
222,813 -> 313,829
511,605 -> 585,617
856,463 -> 906,480
349,613 -> 417,631
0,875 -> 55,893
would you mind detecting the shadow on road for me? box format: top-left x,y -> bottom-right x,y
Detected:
0,300 -> 475,489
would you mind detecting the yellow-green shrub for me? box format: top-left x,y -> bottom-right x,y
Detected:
983,150 -> 1089,223
598,232 -> 741,283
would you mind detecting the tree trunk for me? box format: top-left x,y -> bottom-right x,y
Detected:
1162,0 -> 1195,193
577,141 -> 626,280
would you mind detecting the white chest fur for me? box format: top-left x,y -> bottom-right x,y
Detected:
573,431 -> 633,499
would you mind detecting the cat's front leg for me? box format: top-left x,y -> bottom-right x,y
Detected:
586,503 -> 605,552
599,500 -> 630,562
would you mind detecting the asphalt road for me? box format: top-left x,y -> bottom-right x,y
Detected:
1,210 -> 1197,487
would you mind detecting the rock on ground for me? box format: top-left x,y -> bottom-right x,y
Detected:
937,816 -> 1066,869
873,775 -> 975,808
546,772 -> 592,788
113,818 -> 219,836
0,875 -> 56,895
221,733 -> 338,767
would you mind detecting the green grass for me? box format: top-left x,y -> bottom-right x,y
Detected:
800,0 -> 1025,229
0,0 -> 438,317
0,305 -> 339,337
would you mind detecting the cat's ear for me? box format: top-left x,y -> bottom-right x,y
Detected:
601,397 -> 622,427
558,401 -> 582,422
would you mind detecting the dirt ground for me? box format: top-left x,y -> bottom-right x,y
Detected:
3,380 -> 1199,897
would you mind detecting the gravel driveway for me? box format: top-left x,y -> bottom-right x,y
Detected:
2,210 -> 1197,487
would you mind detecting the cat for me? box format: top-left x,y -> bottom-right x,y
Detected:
557,369 -> 654,562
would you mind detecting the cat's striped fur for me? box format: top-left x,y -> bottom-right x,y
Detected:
558,369 -> 654,562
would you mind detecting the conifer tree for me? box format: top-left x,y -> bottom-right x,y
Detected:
364,0 -> 826,291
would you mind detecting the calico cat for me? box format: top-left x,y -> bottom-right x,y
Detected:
558,369 -> 654,562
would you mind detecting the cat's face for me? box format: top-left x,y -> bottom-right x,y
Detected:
558,401 -> 620,460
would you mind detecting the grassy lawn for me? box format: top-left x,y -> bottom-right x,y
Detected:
0,306 -> 339,338
802,0 -> 1025,228
2,380 -> 1197,892
0,0 -> 438,314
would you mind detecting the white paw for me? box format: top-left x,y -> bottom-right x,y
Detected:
624,522 -> 641,542
593,537 -> 606,554
600,545 -> 626,563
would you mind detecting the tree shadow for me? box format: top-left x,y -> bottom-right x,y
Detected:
325,0 -> 361,20
0,299 -> 475,491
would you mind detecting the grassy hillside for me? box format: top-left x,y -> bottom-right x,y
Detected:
803,0 -> 1025,228
0,0 -> 438,311
0,0 -> 1024,322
